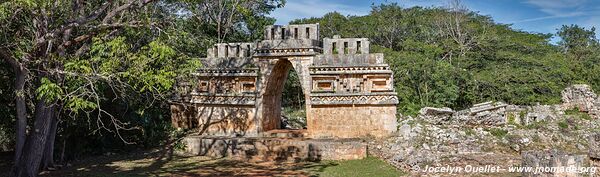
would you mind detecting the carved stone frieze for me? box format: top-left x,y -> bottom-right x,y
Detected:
310,93 -> 399,105
187,94 -> 256,106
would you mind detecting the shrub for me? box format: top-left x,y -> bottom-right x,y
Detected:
558,120 -> 569,130
486,128 -> 508,138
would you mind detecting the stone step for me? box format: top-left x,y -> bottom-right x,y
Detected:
263,129 -> 307,138
179,136 -> 367,162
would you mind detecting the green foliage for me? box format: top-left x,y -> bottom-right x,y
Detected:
291,3 -> 600,115
65,97 -> 97,114
486,128 -> 508,138
524,120 -> 547,130
282,70 -> 305,109
464,128 -> 475,136
47,0 -> 280,159
558,120 -> 569,130
557,25 -> 599,60
36,77 -> 63,103
507,114 -> 516,125
564,108 -> 592,120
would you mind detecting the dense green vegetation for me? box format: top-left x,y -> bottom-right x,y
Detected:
286,4 -> 600,115
0,0 -> 599,175
0,0 -> 283,175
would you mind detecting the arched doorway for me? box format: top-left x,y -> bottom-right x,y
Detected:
259,58 -> 309,133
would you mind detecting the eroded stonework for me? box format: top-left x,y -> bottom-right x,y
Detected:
169,24 -> 398,138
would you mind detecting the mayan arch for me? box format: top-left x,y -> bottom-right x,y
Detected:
170,23 -> 398,139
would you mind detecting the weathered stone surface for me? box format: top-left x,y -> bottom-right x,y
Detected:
419,107 -> 455,116
562,84 -> 599,117
170,104 -> 258,136
170,23 -> 398,139
454,101 -> 508,126
521,150 -> 588,177
418,107 -> 454,124
309,105 -> 397,138
181,136 -> 367,161
591,133 -> 600,159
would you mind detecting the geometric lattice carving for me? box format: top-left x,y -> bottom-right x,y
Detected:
310,93 -> 399,105
189,94 -> 256,105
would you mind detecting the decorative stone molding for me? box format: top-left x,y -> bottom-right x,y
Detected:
309,65 -> 392,74
170,23 -> 398,139
310,93 -> 399,105
187,94 -> 256,106
193,68 -> 259,77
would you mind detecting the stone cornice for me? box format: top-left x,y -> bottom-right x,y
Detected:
193,68 -> 259,77
174,94 -> 256,106
308,65 -> 392,75
310,92 -> 398,105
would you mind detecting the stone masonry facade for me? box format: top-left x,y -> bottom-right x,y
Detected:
170,24 -> 398,139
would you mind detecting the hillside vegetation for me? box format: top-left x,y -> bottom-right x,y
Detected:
286,3 -> 600,115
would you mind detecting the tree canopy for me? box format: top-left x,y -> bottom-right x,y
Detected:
289,3 -> 600,115
1,1 -> 599,176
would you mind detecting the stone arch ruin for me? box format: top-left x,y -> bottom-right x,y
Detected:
170,24 -> 398,139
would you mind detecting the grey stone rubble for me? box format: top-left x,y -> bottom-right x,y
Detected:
418,107 -> 454,124
370,84 -> 600,175
562,84 -> 600,118
521,150 -> 588,177
591,133 -> 600,159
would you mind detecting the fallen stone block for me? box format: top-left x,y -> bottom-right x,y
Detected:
521,150 -> 588,177
419,107 -> 454,116
590,133 -> 600,159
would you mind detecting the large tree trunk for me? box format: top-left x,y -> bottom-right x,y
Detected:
41,113 -> 58,170
13,66 -> 27,165
2,51 -> 29,176
14,100 -> 55,177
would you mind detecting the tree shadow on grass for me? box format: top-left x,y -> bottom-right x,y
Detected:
38,147 -> 339,177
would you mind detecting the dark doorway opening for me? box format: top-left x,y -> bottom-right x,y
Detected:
281,69 -> 306,129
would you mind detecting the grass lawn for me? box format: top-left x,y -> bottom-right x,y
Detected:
21,150 -> 405,177
308,157 -> 406,177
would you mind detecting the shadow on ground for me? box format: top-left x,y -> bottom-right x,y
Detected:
19,148 -> 339,177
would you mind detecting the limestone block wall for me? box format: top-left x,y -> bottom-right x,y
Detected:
323,36 -> 370,55
170,103 -> 259,136
208,43 -> 256,58
171,23 -> 400,139
308,105 -> 397,138
195,105 -> 258,136
264,24 -> 319,40
181,136 -> 367,161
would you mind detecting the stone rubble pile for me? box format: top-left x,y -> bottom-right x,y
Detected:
418,85 -> 600,127
418,107 -> 454,124
372,84 -> 600,174
562,84 -> 600,118
590,133 -> 600,160
592,133 -> 600,173
521,150 -> 588,177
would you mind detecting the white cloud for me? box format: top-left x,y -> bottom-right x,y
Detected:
269,0 -> 371,24
524,0 -> 588,15
509,10 -> 591,23
513,0 -> 600,24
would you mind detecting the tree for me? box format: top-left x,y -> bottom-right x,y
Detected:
177,0 -> 284,42
0,0 -> 284,176
0,1 -> 163,176
557,24 -> 599,60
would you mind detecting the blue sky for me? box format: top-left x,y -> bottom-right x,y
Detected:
268,0 -> 600,41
